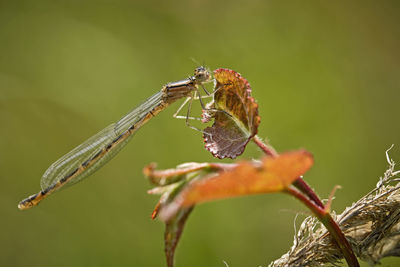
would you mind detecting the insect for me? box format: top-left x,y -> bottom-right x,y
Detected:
18,67 -> 212,210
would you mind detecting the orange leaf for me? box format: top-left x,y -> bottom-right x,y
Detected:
181,150 -> 314,206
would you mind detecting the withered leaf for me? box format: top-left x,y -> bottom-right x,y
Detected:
203,68 -> 260,159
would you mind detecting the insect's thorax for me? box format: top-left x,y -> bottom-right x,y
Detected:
162,78 -> 196,104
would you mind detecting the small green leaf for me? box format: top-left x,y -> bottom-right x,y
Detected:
164,207 -> 194,267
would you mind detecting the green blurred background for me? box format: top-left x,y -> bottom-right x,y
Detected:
1,1 -> 399,266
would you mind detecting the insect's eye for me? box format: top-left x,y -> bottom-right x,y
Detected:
196,66 -> 204,72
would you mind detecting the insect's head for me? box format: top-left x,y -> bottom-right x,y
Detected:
194,66 -> 211,83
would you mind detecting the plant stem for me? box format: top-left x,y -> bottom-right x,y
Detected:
286,187 -> 360,267
293,178 -> 325,209
252,136 -> 325,209
252,136 -> 358,264
252,135 -> 278,157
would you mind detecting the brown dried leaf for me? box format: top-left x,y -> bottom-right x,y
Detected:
203,68 -> 260,159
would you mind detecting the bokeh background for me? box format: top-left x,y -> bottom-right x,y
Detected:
1,1 -> 399,266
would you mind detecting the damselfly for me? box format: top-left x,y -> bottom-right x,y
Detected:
18,67 -> 212,210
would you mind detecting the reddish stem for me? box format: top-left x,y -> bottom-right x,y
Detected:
253,136 -> 357,264
293,178 -> 325,209
286,187 -> 360,267
253,136 -> 325,208
253,136 -> 324,208
252,136 -> 278,157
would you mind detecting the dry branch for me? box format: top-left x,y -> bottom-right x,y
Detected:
270,146 -> 400,266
